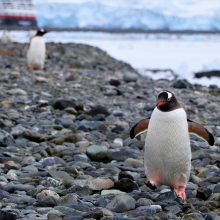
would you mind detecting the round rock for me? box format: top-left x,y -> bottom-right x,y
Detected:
86,145 -> 108,161
106,194 -> 136,212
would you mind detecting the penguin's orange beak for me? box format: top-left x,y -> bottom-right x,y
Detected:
156,100 -> 166,108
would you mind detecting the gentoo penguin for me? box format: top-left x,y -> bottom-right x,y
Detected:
130,91 -> 214,200
0,30 -> 12,43
27,29 -> 47,71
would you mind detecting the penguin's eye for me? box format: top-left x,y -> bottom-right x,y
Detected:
167,97 -> 171,101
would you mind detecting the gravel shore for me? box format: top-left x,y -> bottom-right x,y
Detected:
0,42 -> 219,220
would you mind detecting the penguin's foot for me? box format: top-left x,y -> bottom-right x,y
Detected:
28,65 -> 34,71
28,65 -> 44,71
145,181 -> 157,190
174,186 -> 186,200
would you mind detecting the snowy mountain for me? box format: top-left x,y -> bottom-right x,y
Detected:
33,0 -> 220,31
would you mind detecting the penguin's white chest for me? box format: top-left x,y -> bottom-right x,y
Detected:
27,37 -> 46,69
144,108 -> 191,188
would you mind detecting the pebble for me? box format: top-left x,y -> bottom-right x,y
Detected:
114,178 -> 139,192
213,183 -> 220,193
136,205 -> 162,215
123,72 -> 138,82
124,158 -> 143,168
136,198 -> 154,207
106,194 -> 136,212
8,88 -> 27,96
86,145 -> 108,161
47,209 -> 64,220
196,187 -> 212,200
87,178 -> 114,191
182,212 -> 205,220
36,190 -> 60,207
101,189 -> 125,196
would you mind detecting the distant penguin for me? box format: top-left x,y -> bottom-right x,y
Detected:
0,30 -> 12,43
27,29 -> 47,71
130,91 -> 215,200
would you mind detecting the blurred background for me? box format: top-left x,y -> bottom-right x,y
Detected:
1,0 -> 220,87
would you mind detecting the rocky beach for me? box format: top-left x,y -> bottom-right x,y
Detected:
0,42 -> 219,220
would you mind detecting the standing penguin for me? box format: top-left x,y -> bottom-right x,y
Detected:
130,91 -> 214,200
27,29 -> 47,71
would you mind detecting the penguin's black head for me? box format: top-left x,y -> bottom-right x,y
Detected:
35,29 -> 47,36
156,91 -> 180,112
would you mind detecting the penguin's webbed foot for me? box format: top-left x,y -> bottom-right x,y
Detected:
174,186 -> 186,200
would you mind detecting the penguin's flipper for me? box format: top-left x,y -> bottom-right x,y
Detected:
130,118 -> 150,139
187,119 -> 215,146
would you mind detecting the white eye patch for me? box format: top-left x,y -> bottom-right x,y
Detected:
167,92 -> 172,99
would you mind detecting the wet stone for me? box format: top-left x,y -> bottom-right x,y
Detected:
106,194 -> 136,212
114,178 -> 139,193
52,99 -> 83,111
136,205 -> 162,215
86,145 -> 108,161
136,198 -> 154,207
55,206 -> 83,216
58,193 -> 78,206
36,190 -> 60,207
182,212 -> 205,220
0,129 -> 14,146
87,178 -> 114,191
0,210 -> 17,220
213,183 -> 220,193
87,105 -> 110,116
123,72 -> 138,82
196,187 -> 212,200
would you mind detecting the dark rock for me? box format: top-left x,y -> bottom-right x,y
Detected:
109,78 -> 121,87
21,130 -> 46,143
204,213 -> 219,220
49,133 -> 80,144
0,189 -> 11,199
3,182 -> 35,193
164,205 -> 182,214
87,105 -> 110,116
196,187 -> 212,200
111,125 -> 125,134
0,210 -> 17,220
136,205 -> 162,215
77,120 -> 107,132
36,189 -> 60,207
39,157 -> 65,167
213,183 -> 220,193
53,99 -> 83,111
172,79 -> 193,89
136,198 -> 154,207
55,117 -> 75,129
106,194 -> 136,212
114,178 -> 139,193
194,70 -> 220,78
64,216 -> 83,220
0,129 -> 14,146
107,149 -> 138,162
123,72 -> 138,82
86,145 -> 108,162
83,208 -> 103,219
156,191 -> 180,203
182,212 -> 205,220
118,171 -> 134,181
